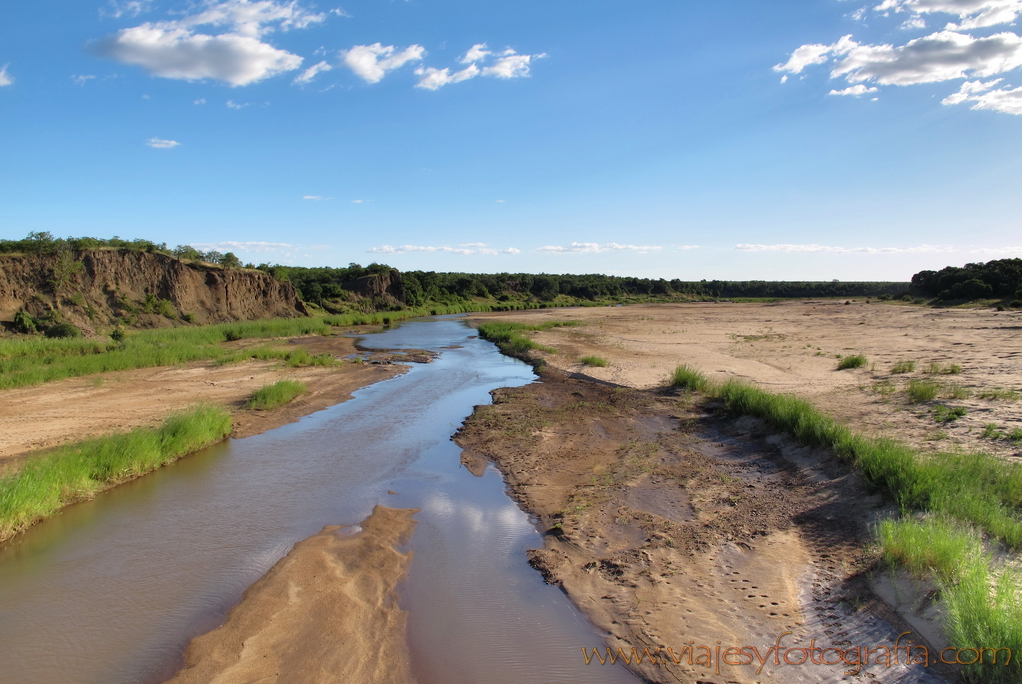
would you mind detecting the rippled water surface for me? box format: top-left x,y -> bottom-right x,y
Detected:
0,318 -> 637,684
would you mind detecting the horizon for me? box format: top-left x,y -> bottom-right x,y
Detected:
2,0 -> 1021,281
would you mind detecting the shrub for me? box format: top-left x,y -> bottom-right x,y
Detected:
837,354 -> 867,370
13,311 -> 37,334
110,326 -> 126,343
934,405 -> 967,423
183,313 -> 196,324
579,356 -> 608,367
44,323 -> 81,339
247,380 -> 307,410
906,379 -> 940,403
154,299 -> 176,318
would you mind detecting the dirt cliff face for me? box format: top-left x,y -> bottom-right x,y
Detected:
342,270 -> 405,306
0,250 -> 308,330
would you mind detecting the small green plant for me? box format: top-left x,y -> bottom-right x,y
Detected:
837,354 -> 867,370
934,405 -> 967,423
906,379 -> 940,403
579,355 -> 608,367
1007,428 -> 1022,444
891,360 -> 916,374
943,383 -> 972,400
247,379 -> 307,410
44,323 -> 81,339
871,380 -> 897,400
110,326 -> 126,343
182,313 -> 196,324
982,423 -> 1003,439
877,516 -> 977,584
154,299 -> 176,318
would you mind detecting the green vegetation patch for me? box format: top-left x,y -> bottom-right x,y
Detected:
906,379 -> 941,403
247,380 -> 307,410
890,360 -> 916,374
476,321 -> 583,358
579,355 -> 608,367
0,405 -> 231,542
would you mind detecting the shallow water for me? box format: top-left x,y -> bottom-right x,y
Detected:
0,318 -> 637,684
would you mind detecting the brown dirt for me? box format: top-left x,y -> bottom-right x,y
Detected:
455,369 -> 950,684
471,301 -> 1022,459
163,505 -> 419,684
0,334 -> 408,472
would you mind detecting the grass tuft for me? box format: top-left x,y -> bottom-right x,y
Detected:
579,355 -> 608,367
247,379 -> 307,410
669,364 -> 711,392
906,379 -> 941,403
837,354 -> 867,370
891,360 -> 916,374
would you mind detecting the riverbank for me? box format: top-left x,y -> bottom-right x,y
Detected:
454,367 -> 949,683
0,331 -> 408,472
164,506 -> 419,684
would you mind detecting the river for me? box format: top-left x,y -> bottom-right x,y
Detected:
0,317 -> 637,684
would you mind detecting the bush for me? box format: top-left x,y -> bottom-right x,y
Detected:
110,326 -> 126,343
837,354 -> 867,370
44,323 -> 81,339
13,311 -> 37,334
670,364 -> 710,392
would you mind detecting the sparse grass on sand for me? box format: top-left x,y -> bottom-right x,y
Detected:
0,405 -> 231,542
906,379 -> 941,403
476,321 -> 583,357
579,355 -> 608,367
668,363 -> 1022,682
247,380 -> 307,410
891,360 -> 916,374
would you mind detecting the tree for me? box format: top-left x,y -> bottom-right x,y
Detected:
220,252 -> 241,268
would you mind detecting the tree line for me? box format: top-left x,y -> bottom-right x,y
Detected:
911,259 -> 1022,303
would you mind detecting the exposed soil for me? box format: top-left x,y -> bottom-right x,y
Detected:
163,505 -> 419,684
455,369 -> 950,684
471,301 -> 1022,459
0,332 -> 411,472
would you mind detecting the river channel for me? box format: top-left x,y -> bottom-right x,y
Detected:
0,317 -> 638,684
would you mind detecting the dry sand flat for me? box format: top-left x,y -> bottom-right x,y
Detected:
163,506 -> 419,684
0,333 -> 406,469
473,301 -> 1022,458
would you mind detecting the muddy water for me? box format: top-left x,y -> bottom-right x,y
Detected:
0,318 -> 637,684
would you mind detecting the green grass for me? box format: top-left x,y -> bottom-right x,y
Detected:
247,379 -> 307,410
0,405 -> 231,542
934,404 -> 968,422
475,320 -> 584,358
670,364 -> 711,392
579,355 -> 608,367
926,361 -> 963,375
836,354 -> 867,370
890,359 -> 916,374
978,388 -> 1022,401
906,379 -> 941,403
665,362 -> 1022,683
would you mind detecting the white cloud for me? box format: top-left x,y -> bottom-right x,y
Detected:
968,245 -> 1022,254
226,99 -> 252,108
874,0 -> 1022,30
191,241 -> 294,253
367,244 -> 519,255
293,60 -> 331,84
415,64 -> 479,90
341,43 -> 425,83
303,195 -> 327,200
72,74 -> 97,86
536,242 -> 664,254
676,245 -> 700,250
146,137 -> 180,148
96,1 -> 327,86
105,0 -> 154,19
0,64 -> 13,87
943,78 -> 1022,112
461,43 -> 491,64
482,52 -> 542,79
194,98 -> 206,104
829,84 -> 880,95
735,243 -> 954,254
776,31 -> 1022,86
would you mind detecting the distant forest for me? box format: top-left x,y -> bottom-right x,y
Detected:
11,232 -> 1020,309
911,259 -> 1022,303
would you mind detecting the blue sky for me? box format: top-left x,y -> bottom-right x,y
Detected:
1,0 -> 1021,280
